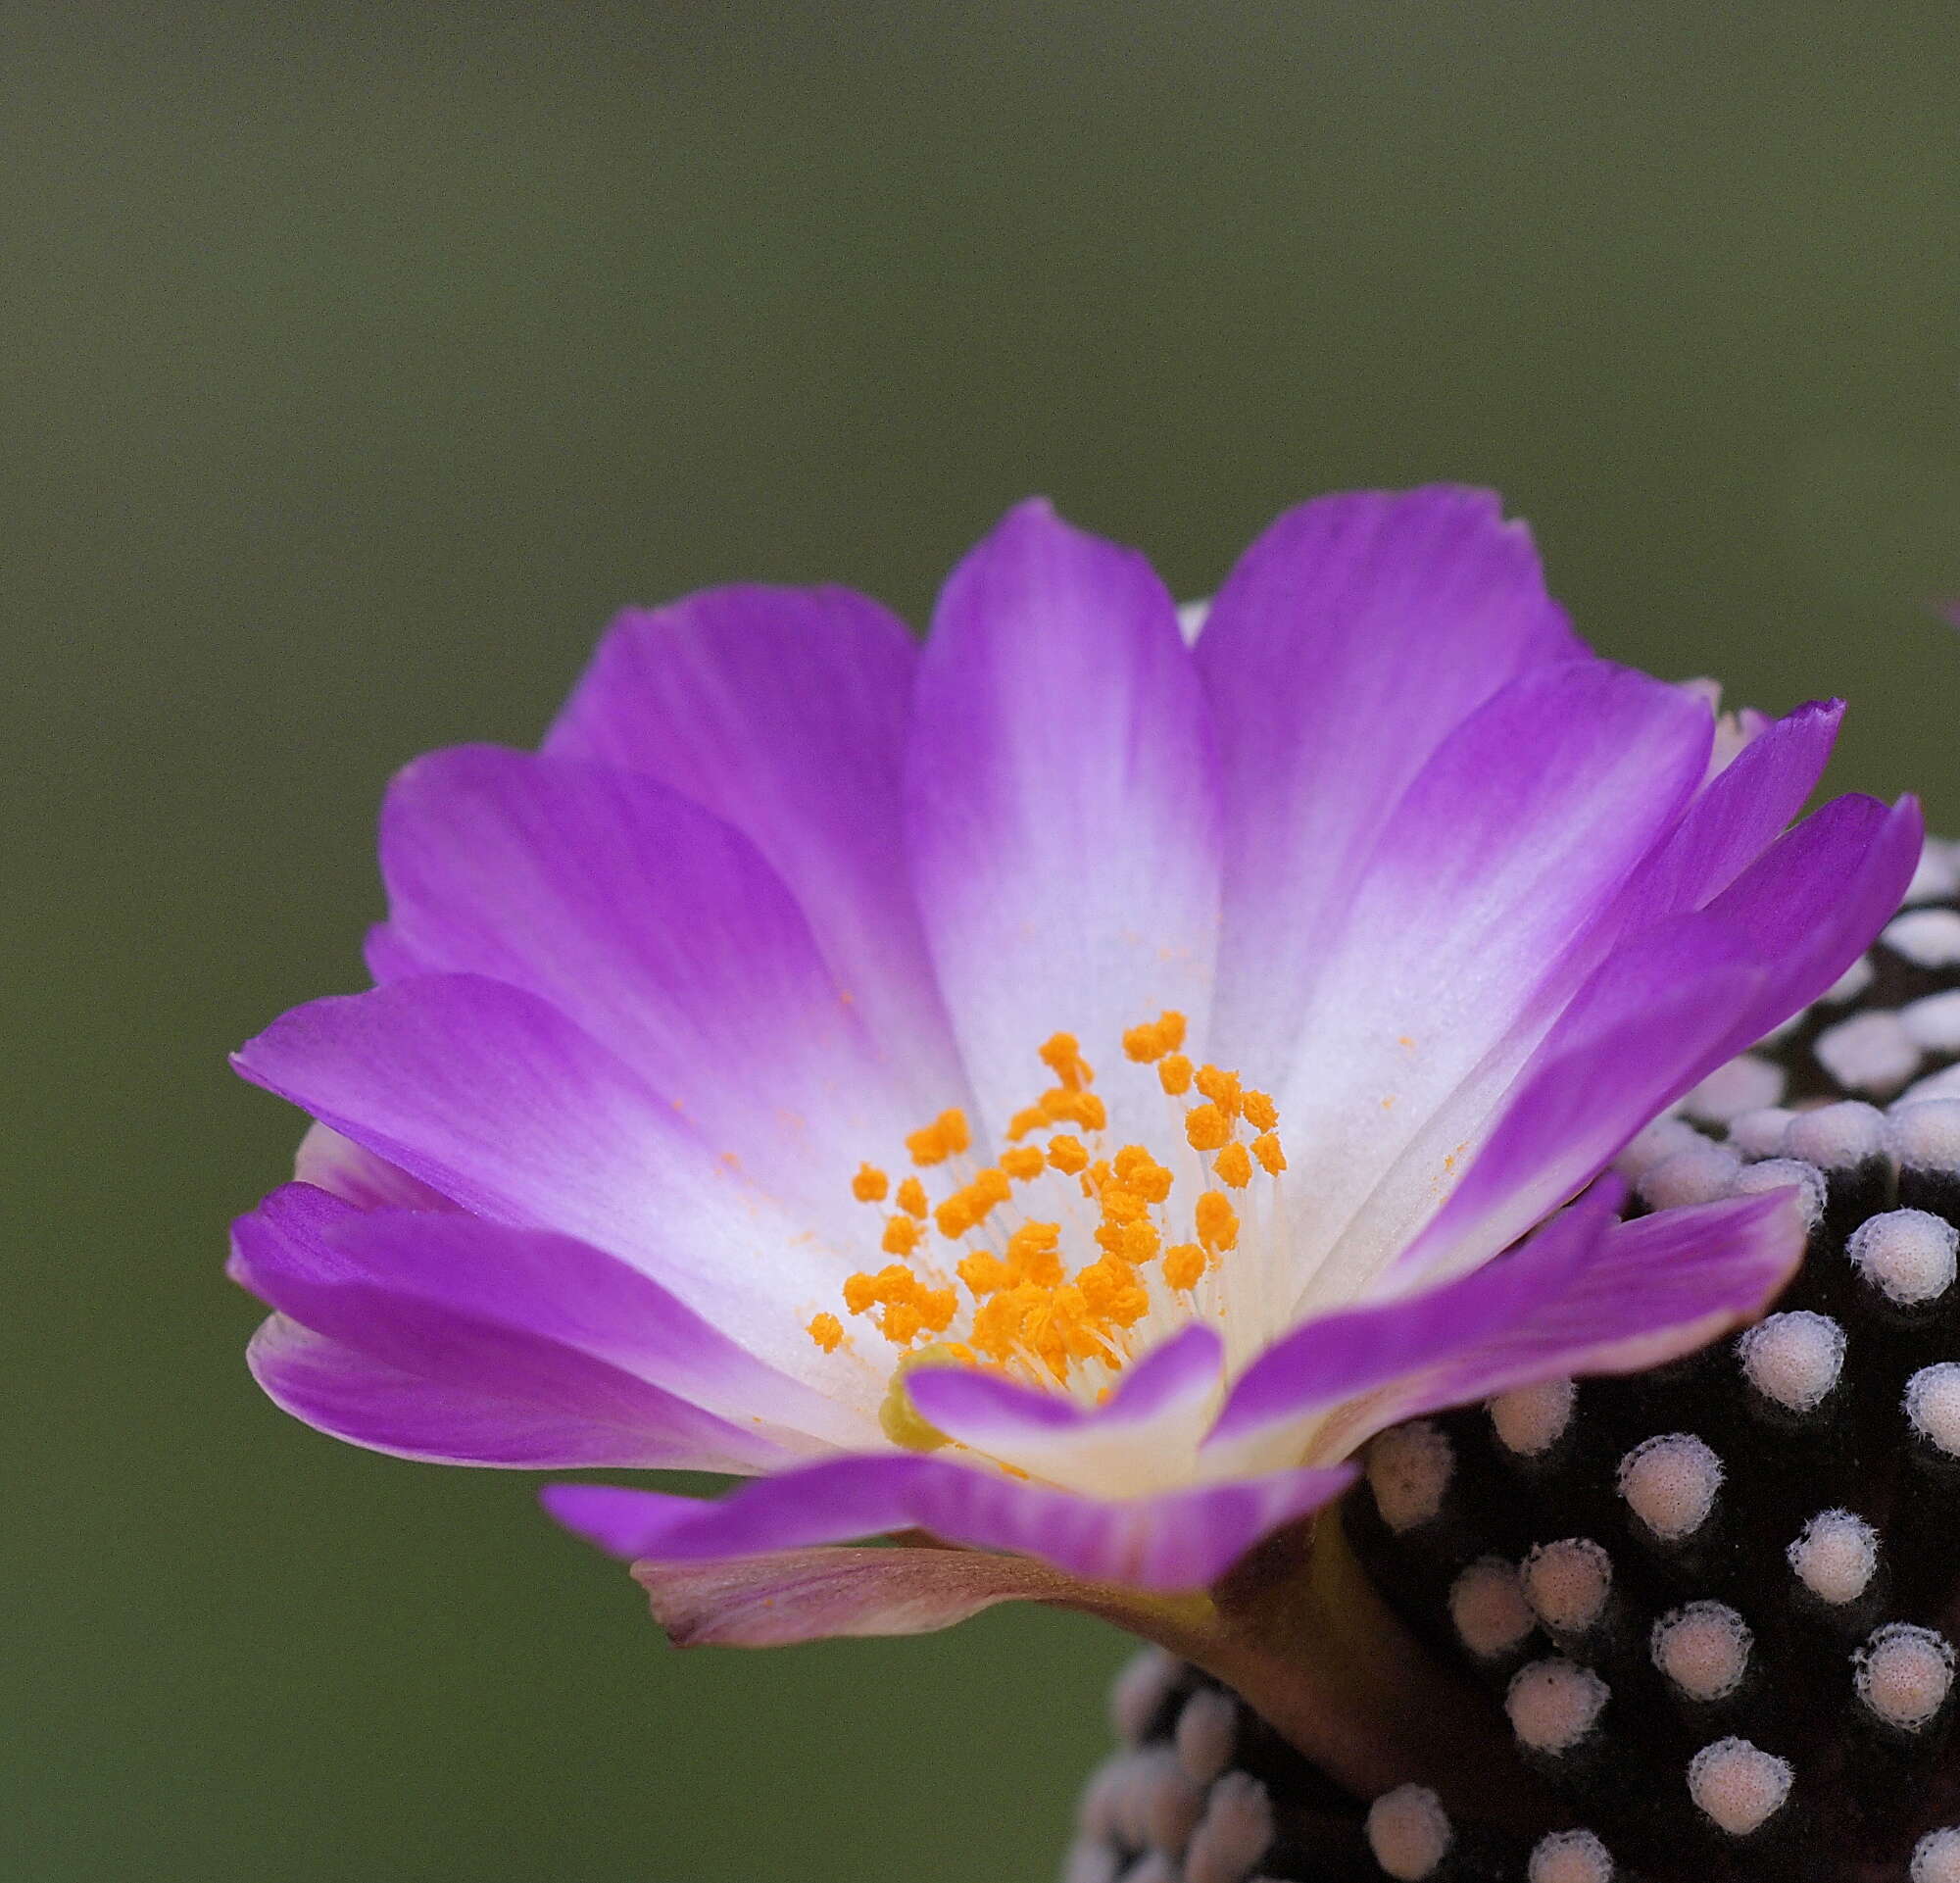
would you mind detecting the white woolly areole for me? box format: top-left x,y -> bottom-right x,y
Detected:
1506,1660 -> 1608,1754
1726,1157 -> 1826,1231
1907,1363 -> 1960,1459
1906,838 -> 1959,906
1528,1828 -> 1615,1883
1913,1827 -> 1960,1883
1681,1054 -> 1787,1125
1904,992 -> 1960,1056
1614,1115 -> 1703,1180
1638,1141 -> 1741,1211
1687,1738 -> 1792,1838
1367,1421 -> 1453,1533
1891,1098 -> 1960,1172
1856,1623 -> 1956,1732
1108,1649 -> 1179,1744
1738,1311 -> 1844,1412
1907,1063 -> 1960,1107
1364,1786 -> 1451,1880
1490,1378 -> 1575,1459
1184,1773 -> 1273,1883
1783,1100 -> 1887,1171
1848,1209 -> 1958,1307
1651,1601 -> 1752,1702
1814,1011 -> 1922,1097
1728,1106 -> 1797,1160
1523,1539 -> 1614,1636
1820,954 -> 1876,1005
1886,908 -> 1960,968
1788,1509 -> 1880,1606
1618,1433 -> 1722,1541
1449,1558 -> 1534,1660
1173,1688 -> 1237,1785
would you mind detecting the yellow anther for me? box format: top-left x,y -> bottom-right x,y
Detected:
808,1312 -> 845,1353
1101,1186 -> 1148,1225
851,1164 -> 891,1204
970,1166 -> 1012,1209
919,1286 -> 958,1334
1120,1218 -> 1160,1263
1040,1032 -> 1093,1091
872,1264 -> 920,1304
1000,1146 -> 1046,1181
905,1108 -> 970,1165
1195,1065 -> 1243,1118
895,1175 -> 928,1218
843,1272 -> 877,1315
1159,1054 -> 1193,1096
1185,1103 -> 1231,1153
957,1250 -> 1010,1296
1252,1130 -> 1287,1175
1196,1190 -> 1240,1254
1076,1093 -> 1107,1132
1121,1011 -> 1187,1064
1047,1135 -> 1089,1175
881,1214 -> 924,1257
882,1301 -> 924,1345
1214,1142 -> 1252,1189
934,1195 -> 973,1240
1164,1243 -> 1206,1291
1243,1090 -> 1279,1132
1005,1105 -> 1049,1142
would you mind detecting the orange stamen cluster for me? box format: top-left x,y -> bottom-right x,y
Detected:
809,1013 -> 1288,1400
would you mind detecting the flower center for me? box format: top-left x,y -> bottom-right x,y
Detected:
805,1013 -> 1288,1429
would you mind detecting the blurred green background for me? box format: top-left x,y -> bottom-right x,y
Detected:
7,4 -> 1960,1877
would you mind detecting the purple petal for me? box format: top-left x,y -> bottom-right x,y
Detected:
232,1189 -> 871,1453
1404,793 -> 1923,1275
1272,658 -> 1713,1295
544,584 -> 964,1106
376,746 -> 918,1239
904,500 -> 1223,1146
1196,487 -> 1583,1080
291,1121 -> 458,1212
544,1451 -> 1353,1591
231,975 -> 878,1386
232,1187 -> 802,1471
1211,1185 -> 1797,1458
632,1546 -> 1091,1647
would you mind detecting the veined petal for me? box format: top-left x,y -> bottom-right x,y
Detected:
293,1120 -> 457,1212
1401,793 -> 1922,1277
544,583 -> 964,1107
377,745 -> 917,1242
1207,1186 -> 1798,1474
1198,487 -> 1583,1082
232,1188 -> 803,1472
231,974 -> 897,1400
632,1546 -> 1098,1648
231,1190 -> 874,1454
905,500 -> 1223,1148
544,1452 -> 1352,1591
1275,659 -> 1714,1310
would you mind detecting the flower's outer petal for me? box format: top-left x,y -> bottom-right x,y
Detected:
1609,699 -> 1843,928
376,745 -> 915,1241
905,500 -> 1223,1147
903,1325 -> 1224,1498
1275,660 -> 1713,1308
1207,1187 -> 1797,1472
248,1315 -> 716,1468
1197,488 -> 1584,1081
362,920 -> 428,985
544,584 -> 964,1108
292,1121 -> 457,1212
632,1546 -> 1098,1648
231,1188 -> 874,1453
543,1452 -> 1354,1591
231,1188 -> 806,1472
1401,793 -> 1923,1278
231,975 -> 896,1399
